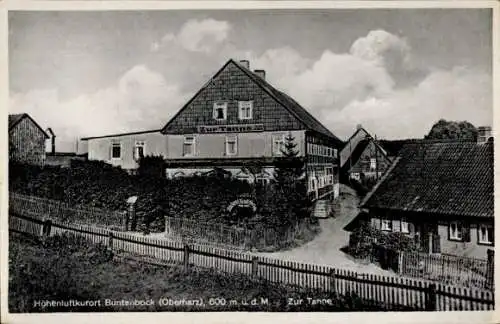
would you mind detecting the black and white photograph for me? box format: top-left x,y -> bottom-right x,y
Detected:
2,0 -> 498,322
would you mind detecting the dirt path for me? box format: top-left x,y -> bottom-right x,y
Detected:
255,185 -> 395,276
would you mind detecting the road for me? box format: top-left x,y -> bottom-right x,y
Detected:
256,184 -> 395,276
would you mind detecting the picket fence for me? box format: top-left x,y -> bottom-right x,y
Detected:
9,192 -> 126,229
9,213 -> 495,311
400,250 -> 492,290
165,216 -> 311,250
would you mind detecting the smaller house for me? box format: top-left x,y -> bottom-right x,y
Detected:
80,129 -> 166,174
340,125 -> 392,184
9,113 -> 49,166
359,136 -> 494,260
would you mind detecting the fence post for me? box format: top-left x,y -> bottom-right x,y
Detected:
42,219 -> 52,238
486,249 -> 494,289
124,211 -> 129,231
251,256 -> 259,278
425,283 -> 437,311
108,232 -> 114,249
329,269 -> 336,295
183,244 -> 190,271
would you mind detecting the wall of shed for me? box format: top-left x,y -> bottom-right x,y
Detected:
9,117 -> 47,166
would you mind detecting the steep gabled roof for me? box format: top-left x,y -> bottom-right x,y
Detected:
340,137 -> 391,174
161,59 -> 341,143
9,113 -> 49,138
361,141 -> 494,218
340,127 -> 388,168
234,60 -> 340,142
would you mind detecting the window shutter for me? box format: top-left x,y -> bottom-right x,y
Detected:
462,222 -> 471,242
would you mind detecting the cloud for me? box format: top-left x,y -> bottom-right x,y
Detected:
10,65 -> 187,152
152,18 -> 231,54
350,29 -> 411,68
244,31 -> 491,139
11,28 -> 492,151
329,66 -> 492,139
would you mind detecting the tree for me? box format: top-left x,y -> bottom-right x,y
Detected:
425,119 -> 478,141
274,132 -> 304,186
272,132 -> 310,225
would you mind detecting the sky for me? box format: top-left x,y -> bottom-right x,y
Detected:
9,9 -> 493,152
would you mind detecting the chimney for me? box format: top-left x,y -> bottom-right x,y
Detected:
477,126 -> 492,145
46,127 -> 55,154
52,135 -> 56,154
356,124 -> 363,130
254,69 -> 266,80
239,60 -> 250,69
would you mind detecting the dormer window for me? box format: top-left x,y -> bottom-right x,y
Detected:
238,101 -> 253,120
213,102 -> 227,121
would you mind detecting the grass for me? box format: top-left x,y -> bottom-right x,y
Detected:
8,233 -> 393,313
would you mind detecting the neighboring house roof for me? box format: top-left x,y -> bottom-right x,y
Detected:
8,113 -> 49,138
361,141 -> 494,218
161,59 -> 342,145
340,127 -> 388,169
377,138 -> 476,157
341,138 -> 392,174
81,129 -> 162,140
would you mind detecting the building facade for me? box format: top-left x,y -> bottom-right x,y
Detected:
9,113 -> 49,166
360,140 -> 494,259
340,126 -> 392,187
161,59 -> 343,200
81,130 -> 166,173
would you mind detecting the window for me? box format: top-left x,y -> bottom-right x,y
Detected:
111,142 -> 121,159
449,221 -> 463,241
401,217 -> 409,234
370,158 -> 377,171
478,224 -> 493,245
183,136 -> 195,156
381,218 -> 392,231
225,135 -> 237,155
325,167 -> 333,184
351,172 -> 360,181
134,141 -> 145,161
273,135 -> 285,155
238,101 -> 253,119
213,102 -> 227,120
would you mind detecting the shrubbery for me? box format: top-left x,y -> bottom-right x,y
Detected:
348,221 -> 421,259
10,159 -> 312,232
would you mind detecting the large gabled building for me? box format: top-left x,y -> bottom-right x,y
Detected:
160,59 -> 343,201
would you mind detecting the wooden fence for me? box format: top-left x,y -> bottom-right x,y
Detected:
9,213 -> 495,311
399,250 -> 492,290
9,192 -> 127,229
165,216 -> 312,250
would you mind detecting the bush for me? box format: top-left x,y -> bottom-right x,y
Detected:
348,222 -> 421,259
137,155 -> 166,178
